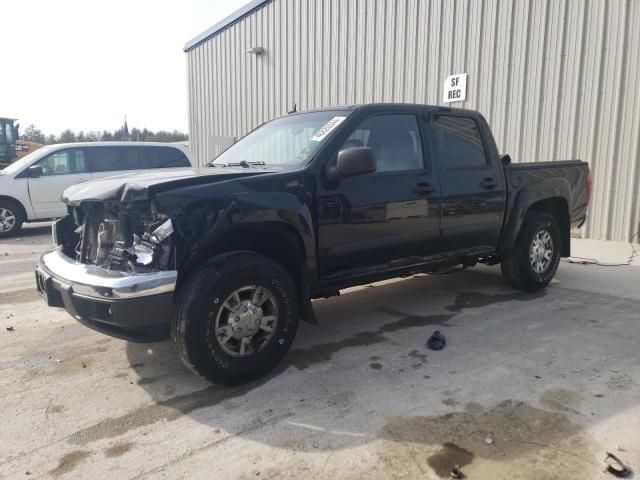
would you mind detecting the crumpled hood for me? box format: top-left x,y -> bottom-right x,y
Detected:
62,167 -> 276,205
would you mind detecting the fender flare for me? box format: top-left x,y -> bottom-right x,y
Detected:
173,192 -> 318,323
500,176 -> 572,255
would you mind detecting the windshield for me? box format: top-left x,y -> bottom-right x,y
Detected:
1,146 -> 53,175
211,110 -> 350,168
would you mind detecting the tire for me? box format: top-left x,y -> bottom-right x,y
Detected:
500,212 -> 562,292
0,200 -> 24,238
172,251 -> 299,384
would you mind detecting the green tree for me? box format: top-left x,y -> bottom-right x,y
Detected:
20,126 -> 187,144
112,127 -> 126,141
86,131 -> 100,142
57,129 -> 76,143
21,124 -> 46,144
100,131 -> 113,141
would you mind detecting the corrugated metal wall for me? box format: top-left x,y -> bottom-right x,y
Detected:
186,0 -> 640,242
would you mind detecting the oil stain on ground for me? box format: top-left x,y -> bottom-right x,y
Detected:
0,287 -> 39,305
377,307 -> 453,332
376,400 -> 598,479
104,441 -> 134,458
286,331 -> 386,370
68,384 -> 254,445
287,307 -> 453,370
137,373 -> 173,385
428,442 -> 474,477
540,388 -> 583,415
49,450 -> 91,476
47,404 -> 65,415
446,290 -> 546,313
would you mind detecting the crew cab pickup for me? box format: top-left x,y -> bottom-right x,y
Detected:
36,104 -> 591,384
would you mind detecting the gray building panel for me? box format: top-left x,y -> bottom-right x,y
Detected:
186,0 -> 640,242
183,0 -> 271,52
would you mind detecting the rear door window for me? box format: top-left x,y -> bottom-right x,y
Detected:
432,116 -> 488,169
148,147 -> 191,168
87,148 -> 121,172
122,147 -> 151,170
88,147 -> 148,172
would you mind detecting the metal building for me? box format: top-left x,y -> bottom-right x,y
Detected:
184,0 -> 640,242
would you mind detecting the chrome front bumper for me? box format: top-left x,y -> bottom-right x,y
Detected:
35,247 -> 177,342
36,247 -> 177,300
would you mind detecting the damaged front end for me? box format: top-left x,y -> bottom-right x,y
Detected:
55,201 -> 175,273
37,201 -> 179,342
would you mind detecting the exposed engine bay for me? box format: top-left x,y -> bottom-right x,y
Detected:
55,201 -> 175,273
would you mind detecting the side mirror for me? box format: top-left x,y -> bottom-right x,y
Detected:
27,165 -> 43,178
500,154 -> 512,166
328,147 -> 377,180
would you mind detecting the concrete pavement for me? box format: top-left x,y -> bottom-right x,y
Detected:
1,223 -> 639,479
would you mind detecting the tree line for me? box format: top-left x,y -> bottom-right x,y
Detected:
20,124 -> 188,144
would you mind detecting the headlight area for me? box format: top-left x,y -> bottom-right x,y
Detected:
56,201 -> 177,273
124,217 -> 174,271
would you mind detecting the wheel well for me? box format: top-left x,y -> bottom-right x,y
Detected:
0,195 -> 27,221
196,223 -> 306,286
526,197 -> 570,256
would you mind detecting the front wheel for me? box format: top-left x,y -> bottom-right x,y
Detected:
0,200 -> 24,238
172,251 -> 299,384
500,212 -> 562,292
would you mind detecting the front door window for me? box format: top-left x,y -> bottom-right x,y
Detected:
35,150 -> 87,176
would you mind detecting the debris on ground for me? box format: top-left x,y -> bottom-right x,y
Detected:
604,452 -> 632,478
6,326 -> 14,332
427,330 -> 446,351
484,436 -> 494,445
450,465 -> 466,479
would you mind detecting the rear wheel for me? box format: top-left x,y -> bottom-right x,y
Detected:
500,212 -> 561,291
172,251 -> 299,384
0,200 -> 24,238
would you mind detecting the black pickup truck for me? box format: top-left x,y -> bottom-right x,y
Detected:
36,104 -> 590,383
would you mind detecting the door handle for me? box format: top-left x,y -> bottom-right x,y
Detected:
479,177 -> 497,189
414,183 -> 437,195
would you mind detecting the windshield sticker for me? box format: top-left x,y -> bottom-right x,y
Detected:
310,116 -> 347,142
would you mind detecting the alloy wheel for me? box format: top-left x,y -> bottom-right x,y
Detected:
214,285 -> 279,357
0,208 -> 16,233
530,228 -> 554,274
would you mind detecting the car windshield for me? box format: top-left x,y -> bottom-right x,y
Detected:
211,110 -> 350,168
1,146 -> 53,175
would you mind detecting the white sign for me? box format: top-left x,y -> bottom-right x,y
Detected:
443,73 -> 467,103
310,116 -> 347,142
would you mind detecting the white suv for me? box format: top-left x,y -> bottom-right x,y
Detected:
0,142 -> 196,237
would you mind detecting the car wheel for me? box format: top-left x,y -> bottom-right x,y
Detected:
500,212 -> 561,292
0,200 -> 24,238
172,251 -> 299,384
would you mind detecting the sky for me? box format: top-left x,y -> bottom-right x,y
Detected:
1,0 -> 248,135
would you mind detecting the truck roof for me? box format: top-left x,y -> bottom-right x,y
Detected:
288,103 -> 483,117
